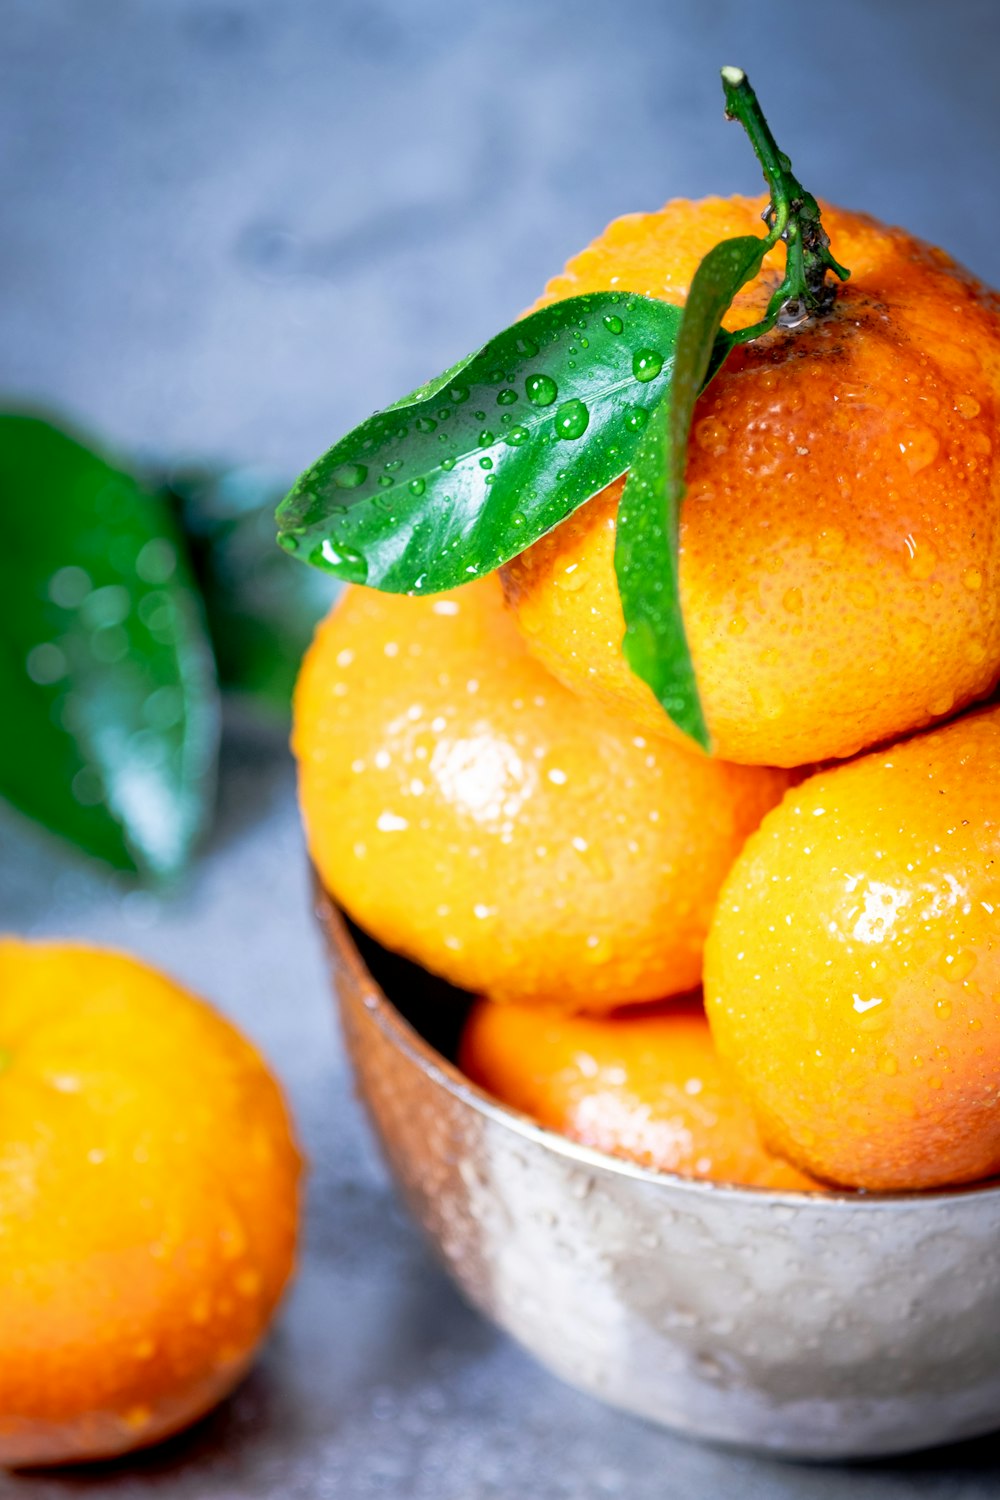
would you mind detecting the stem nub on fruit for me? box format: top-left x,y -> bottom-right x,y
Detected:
721,65 -> 849,337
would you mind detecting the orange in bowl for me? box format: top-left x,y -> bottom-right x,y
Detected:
293,575 -> 789,1010
460,993 -> 816,1190
503,196 -> 1000,766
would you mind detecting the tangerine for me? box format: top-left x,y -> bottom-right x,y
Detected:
704,705 -> 1000,1191
460,994 -> 815,1190
0,939 -> 301,1467
502,196 -> 1000,766
294,576 -> 788,1009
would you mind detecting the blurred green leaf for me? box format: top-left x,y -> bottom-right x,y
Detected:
160,464 -> 340,714
0,413 -> 219,878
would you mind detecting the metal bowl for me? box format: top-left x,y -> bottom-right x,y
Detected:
319,891 -> 1000,1460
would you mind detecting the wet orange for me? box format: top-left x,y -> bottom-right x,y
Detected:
704,705 -> 1000,1191
460,994 -> 816,1190
502,195 -> 1000,767
294,576 -> 789,1010
0,939 -> 302,1468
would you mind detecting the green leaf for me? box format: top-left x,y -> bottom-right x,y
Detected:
162,464 -> 340,715
277,292 -> 682,592
615,235 -> 769,752
0,414 -> 220,878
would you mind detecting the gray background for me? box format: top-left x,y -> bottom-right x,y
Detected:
3,1 -> 1000,1495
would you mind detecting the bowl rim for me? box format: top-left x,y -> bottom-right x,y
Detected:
322,892 -> 1000,1213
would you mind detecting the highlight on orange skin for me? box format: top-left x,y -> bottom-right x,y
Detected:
503,195 -> 1000,767
460,993 -> 817,1191
705,704 -> 1000,1192
293,575 -> 790,1011
0,939 -> 302,1468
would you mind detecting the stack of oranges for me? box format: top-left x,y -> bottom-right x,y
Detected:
295,194 -> 1000,1196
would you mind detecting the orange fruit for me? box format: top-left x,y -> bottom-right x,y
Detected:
294,576 -> 788,1010
0,939 -> 302,1468
502,195 -> 1000,767
460,994 -> 816,1190
704,704 -> 1000,1191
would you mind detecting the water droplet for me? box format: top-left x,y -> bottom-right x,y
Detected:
603,314 -> 624,335
441,456 -> 456,471
415,416 -> 437,434
505,425 -> 530,446
623,406 -> 647,433
277,533 -> 299,553
935,998 -> 953,1020
963,567 -> 983,592
48,565 -> 91,608
515,335 -> 539,359
309,539 -> 368,584
26,642 -> 67,685
526,373 -> 558,407
955,393 -> 981,419
378,474 -> 394,488
409,477 -> 426,496
473,410 -> 486,422
488,368 -> 505,384
449,384 -> 470,404
554,398 -> 590,441
480,456 -> 493,470
479,429 -> 495,445
512,511 -> 526,527
632,348 -> 663,383
333,462 -> 367,489
384,458 -> 403,472
497,388 -> 518,406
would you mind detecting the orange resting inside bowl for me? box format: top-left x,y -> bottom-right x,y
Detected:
0,938 -> 302,1468
705,703 -> 1000,1192
459,993 -> 817,1191
293,576 -> 789,1011
502,195 -> 1000,767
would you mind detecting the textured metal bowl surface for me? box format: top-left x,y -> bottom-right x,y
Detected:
319,893 -> 1000,1460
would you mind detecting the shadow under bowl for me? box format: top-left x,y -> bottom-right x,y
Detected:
318,888 -> 1000,1460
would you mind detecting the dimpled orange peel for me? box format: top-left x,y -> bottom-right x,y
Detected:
0,939 -> 302,1468
502,196 -> 1000,766
460,994 -> 817,1190
704,705 -> 1000,1191
294,577 -> 789,1010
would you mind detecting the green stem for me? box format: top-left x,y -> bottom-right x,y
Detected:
720,65 -> 849,339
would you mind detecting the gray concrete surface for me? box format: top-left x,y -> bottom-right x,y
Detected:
3,1 -> 1000,1495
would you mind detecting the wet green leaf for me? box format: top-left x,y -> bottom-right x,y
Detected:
0,414 -> 219,878
276,292 -> 682,592
615,236 -> 769,751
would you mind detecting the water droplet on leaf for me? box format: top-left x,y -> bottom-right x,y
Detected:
332,462 -> 368,489
506,426 -> 530,446
632,349 -> 663,383
409,477 -> 426,496
603,314 -> 624,335
449,384 -> 470,404
554,398 -> 590,441
526,373 -> 558,407
497,388 -> 518,406
415,416 -> 437,433
310,539 -> 368,584
624,406 -> 648,432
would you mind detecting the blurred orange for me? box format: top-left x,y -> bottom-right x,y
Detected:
0,939 -> 302,1468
